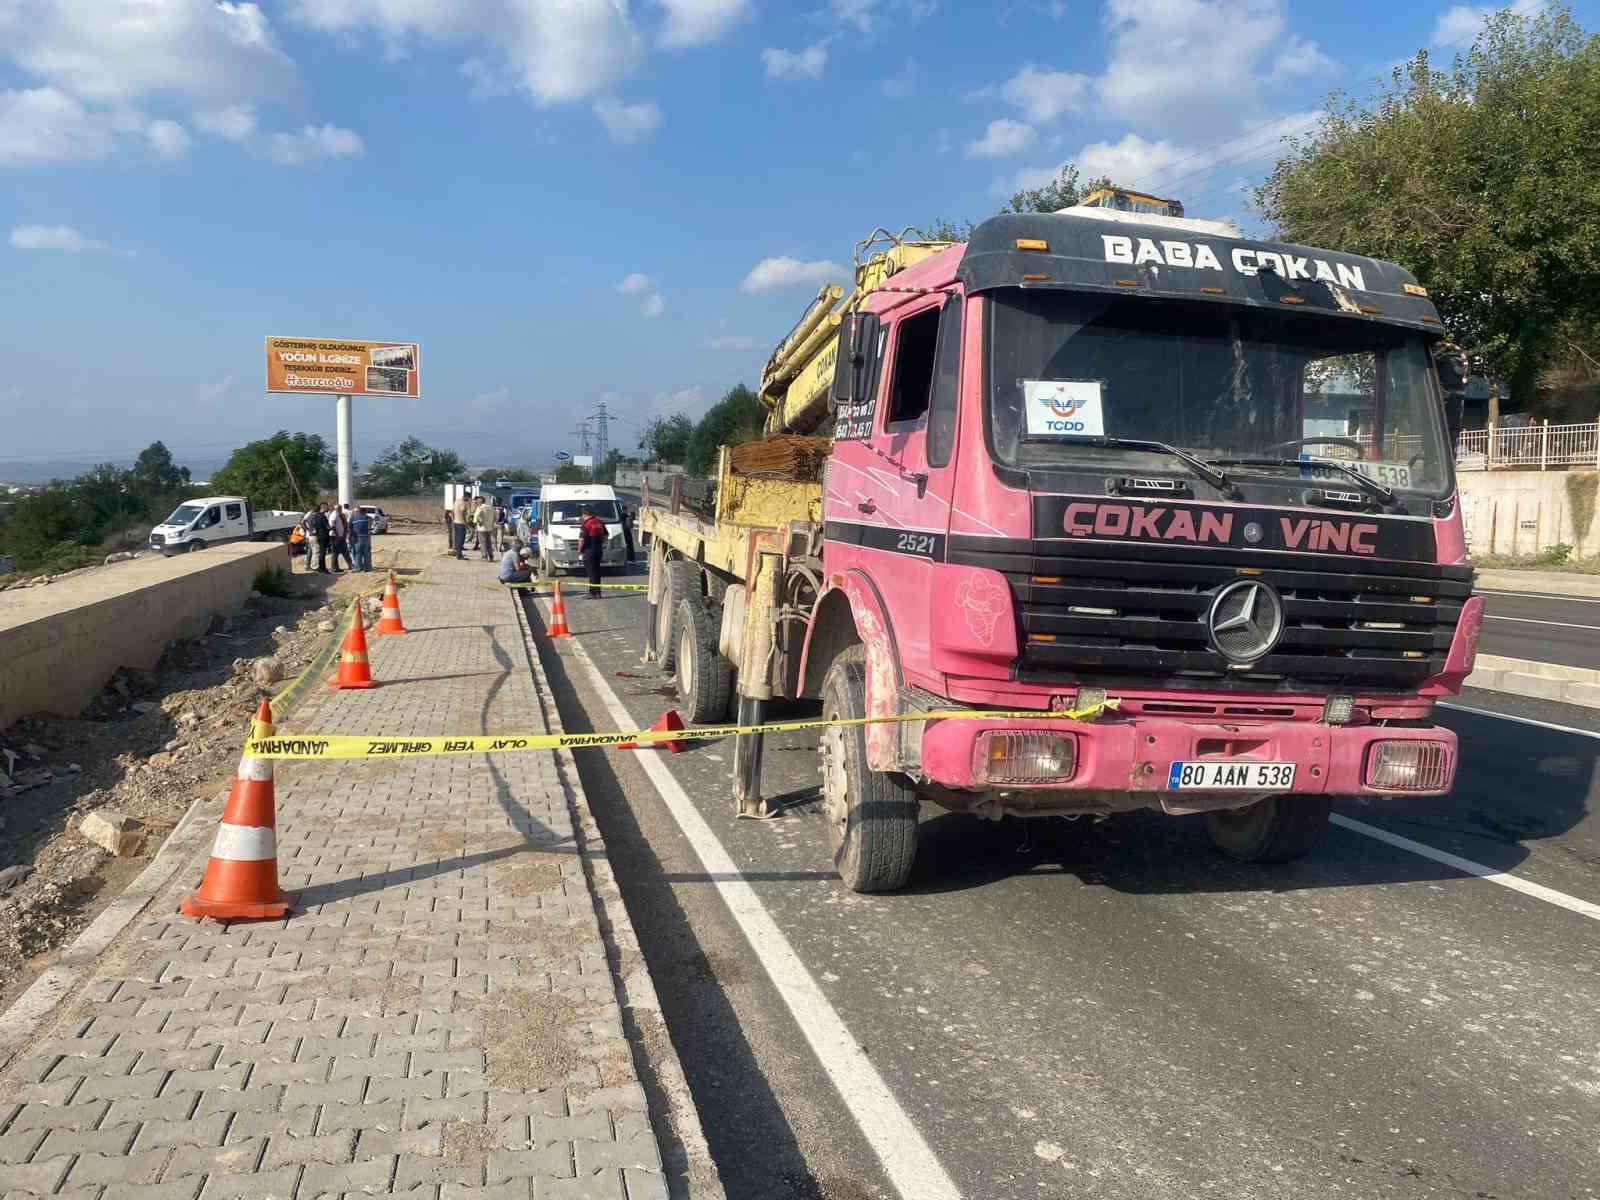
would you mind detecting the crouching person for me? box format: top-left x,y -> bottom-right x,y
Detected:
499,539 -> 534,585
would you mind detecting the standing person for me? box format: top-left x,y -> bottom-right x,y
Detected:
476,495 -> 496,561
349,505 -> 372,572
288,521 -> 307,571
452,491 -> 470,559
329,504 -> 351,573
309,503 -> 332,574
620,505 -> 636,563
443,506 -> 454,551
578,506 -> 607,598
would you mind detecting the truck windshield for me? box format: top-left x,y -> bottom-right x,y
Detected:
987,289 -> 1452,496
164,504 -> 205,526
545,501 -> 619,524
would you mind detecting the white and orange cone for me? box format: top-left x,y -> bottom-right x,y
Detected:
374,572 -> 407,636
181,699 -> 294,921
546,581 -> 572,639
330,604 -> 379,689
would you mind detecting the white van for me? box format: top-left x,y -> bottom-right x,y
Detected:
537,484 -> 628,577
149,496 -> 300,556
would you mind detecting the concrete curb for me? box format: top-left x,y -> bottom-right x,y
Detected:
1465,652 -> 1600,710
512,587 -> 726,1200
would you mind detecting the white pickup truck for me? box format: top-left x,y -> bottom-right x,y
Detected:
149,496 -> 301,556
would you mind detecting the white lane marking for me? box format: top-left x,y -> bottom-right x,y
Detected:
1332,815 -> 1600,923
1438,702 -> 1600,740
1482,614 -> 1600,631
1477,589 -> 1600,605
547,598 -> 962,1200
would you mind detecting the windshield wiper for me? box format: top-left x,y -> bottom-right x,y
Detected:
1212,456 -> 1399,508
1079,437 -> 1234,494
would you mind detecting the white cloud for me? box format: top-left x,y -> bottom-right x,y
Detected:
1,0 -> 298,107
1075,133 -> 1192,184
703,334 -> 762,351
966,118 -> 1036,159
194,372 -> 236,406
1001,65 -> 1088,123
657,0 -> 751,49
617,272 -> 665,316
761,42 -> 829,81
830,0 -> 876,31
265,123 -> 364,166
10,224 -> 123,254
146,119 -> 190,159
1432,0 -> 1541,47
1097,0 -> 1323,140
287,0 -> 643,105
0,87 -> 115,166
651,385 -> 704,417
193,105 -> 256,141
880,59 -> 916,100
594,96 -> 662,144
468,385 -> 512,411
740,256 -> 846,294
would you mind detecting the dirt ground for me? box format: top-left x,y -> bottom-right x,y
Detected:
0,525 -> 438,1016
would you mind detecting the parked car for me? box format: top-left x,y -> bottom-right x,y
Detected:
358,504 -> 390,534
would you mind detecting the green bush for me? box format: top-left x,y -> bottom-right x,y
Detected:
1537,542 -> 1574,565
252,566 -> 292,597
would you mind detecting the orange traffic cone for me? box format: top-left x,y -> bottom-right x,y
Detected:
329,604 -> 379,689
181,700 -> 294,920
374,572 -> 407,635
620,709 -> 686,753
546,581 -> 572,639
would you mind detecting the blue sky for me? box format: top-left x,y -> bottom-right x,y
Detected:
1,0 -> 1590,474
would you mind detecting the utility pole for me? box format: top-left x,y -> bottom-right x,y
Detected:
573,420 -> 593,475
594,397 -> 610,477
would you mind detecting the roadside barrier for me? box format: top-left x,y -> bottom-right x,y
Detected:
546,582 -> 572,639
374,571 -> 408,635
243,698 -> 1120,760
182,699 -> 295,920
502,580 -> 649,592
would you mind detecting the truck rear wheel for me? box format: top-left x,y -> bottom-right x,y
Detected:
654,559 -> 698,673
1204,794 -> 1331,863
675,597 -> 734,723
820,646 -> 918,893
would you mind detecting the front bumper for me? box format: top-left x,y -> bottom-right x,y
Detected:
919,713 -> 1457,798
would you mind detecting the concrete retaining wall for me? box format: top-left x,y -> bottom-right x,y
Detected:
1458,469 -> 1600,558
1464,652 -> 1600,710
0,542 -> 288,730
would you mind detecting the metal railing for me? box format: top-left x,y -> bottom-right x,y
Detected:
1456,420 -> 1600,470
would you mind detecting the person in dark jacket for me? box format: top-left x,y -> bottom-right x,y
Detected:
620,506 -> 635,563
308,503 -> 332,573
578,507 -> 607,598
349,506 -> 372,572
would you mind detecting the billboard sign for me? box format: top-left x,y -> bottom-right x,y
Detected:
573,454 -> 594,468
554,451 -> 572,461
265,337 -> 421,397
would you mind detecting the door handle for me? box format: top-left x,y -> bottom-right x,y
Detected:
857,500 -> 876,514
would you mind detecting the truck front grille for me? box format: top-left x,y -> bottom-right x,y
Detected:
947,536 -> 1472,693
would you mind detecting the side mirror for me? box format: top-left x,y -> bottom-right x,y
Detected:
831,312 -> 866,407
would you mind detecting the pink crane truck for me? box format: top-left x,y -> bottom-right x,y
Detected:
640,209 -> 1482,892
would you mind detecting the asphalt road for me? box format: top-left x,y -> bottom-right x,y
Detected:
1476,587 -> 1600,670
527,574 -> 1600,1200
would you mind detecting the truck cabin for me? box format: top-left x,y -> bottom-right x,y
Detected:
1078,185 -> 1185,219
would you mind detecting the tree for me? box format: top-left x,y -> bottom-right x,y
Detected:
213,431 -> 335,509
640,413 -> 694,464
481,466 -> 538,482
130,441 -> 190,496
554,462 -> 589,484
1256,5 -> 1600,409
364,437 -> 466,495
923,217 -> 975,241
686,384 -> 765,476
1002,165 -> 1110,215
595,450 -> 625,485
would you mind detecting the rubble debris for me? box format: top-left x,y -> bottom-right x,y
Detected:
79,811 -> 146,856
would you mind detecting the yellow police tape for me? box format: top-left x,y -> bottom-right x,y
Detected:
244,699 -> 1120,760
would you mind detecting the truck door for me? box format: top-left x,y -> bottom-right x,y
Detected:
863,293 -> 963,680
223,501 -> 244,539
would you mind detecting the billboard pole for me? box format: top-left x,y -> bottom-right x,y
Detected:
336,393 -> 354,507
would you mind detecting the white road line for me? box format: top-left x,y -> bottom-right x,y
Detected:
1482,614 -> 1600,631
1477,589 -> 1600,604
1332,814 -> 1600,923
544,599 -> 963,1200
1438,701 -> 1600,740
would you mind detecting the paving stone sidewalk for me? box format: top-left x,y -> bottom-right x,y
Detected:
0,557 -> 668,1199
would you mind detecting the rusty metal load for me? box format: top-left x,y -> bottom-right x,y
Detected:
727,435 -> 832,481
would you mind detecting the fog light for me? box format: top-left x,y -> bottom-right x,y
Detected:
1323,695 -> 1355,725
1366,741 -> 1449,791
973,731 -> 1076,786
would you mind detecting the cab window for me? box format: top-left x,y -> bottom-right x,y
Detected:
885,306 -> 942,429
225,503 -> 242,521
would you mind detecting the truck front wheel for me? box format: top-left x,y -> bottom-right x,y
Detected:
1204,794 -> 1331,863
187,539 -> 205,553
820,646 -> 918,893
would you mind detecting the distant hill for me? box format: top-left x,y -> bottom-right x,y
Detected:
0,457 -> 227,485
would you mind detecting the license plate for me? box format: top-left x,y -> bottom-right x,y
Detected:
1167,760 -> 1297,790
